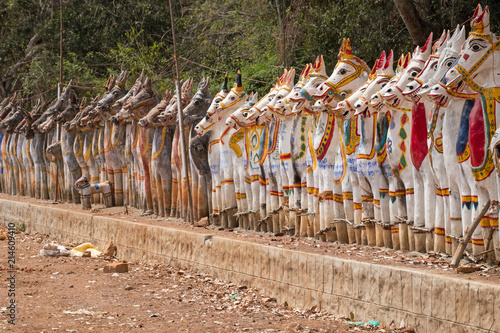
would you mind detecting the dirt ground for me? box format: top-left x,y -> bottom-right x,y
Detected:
0,192 -> 498,332
1,232 -> 414,333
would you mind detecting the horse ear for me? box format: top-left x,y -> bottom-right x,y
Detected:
144,77 -> 153,93
375,51 -> 386,71
199,77 -> 210,93
383,50 -> 394,74
337,38 -> 346,60
286,68 -> 295,88
301,63 -> 312,80
182,78 -> 194,99
70,90 -> 78,104
251,92 -> 259,104
79,97 -> 87,109
234,70 -> 243,91
471,4 -> 483,26
105,75 -> 115,91
419,32 -> 433,59
404,53 -> 411,69
116,71 -> 128,89
221,74 -> 229,92
92,94 -> 100,104
472,5 -> 490,34
164,89 -> 171,101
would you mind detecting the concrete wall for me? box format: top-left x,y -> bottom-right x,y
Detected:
1,199 -> 498,332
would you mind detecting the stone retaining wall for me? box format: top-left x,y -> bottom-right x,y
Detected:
1,199 -> 498,332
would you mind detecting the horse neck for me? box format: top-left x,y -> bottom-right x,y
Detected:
357,113 -> 377,155
313,111 -> 338,150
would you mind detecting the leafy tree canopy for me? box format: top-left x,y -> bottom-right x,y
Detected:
0,0 -> 498,102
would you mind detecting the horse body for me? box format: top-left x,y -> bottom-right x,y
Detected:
196,73 -> 246,227
442,5 -> 500,258
381,38 -> 434,252
194,77 -> 230,225
313,39 -> 372,244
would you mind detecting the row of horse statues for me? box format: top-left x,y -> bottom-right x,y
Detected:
0,5 -> 498,261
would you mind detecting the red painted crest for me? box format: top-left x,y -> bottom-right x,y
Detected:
410,102 -> 428,171
469,97 -> 486,168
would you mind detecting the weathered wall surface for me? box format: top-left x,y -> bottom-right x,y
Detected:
1,199 -> 498,332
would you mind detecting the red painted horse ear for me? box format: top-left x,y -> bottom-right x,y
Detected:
471,4 -> 483,26
471,5 -> 490,34
337,38 -> 346,60
383,50 -> 394,71
403,53 -> 411,69
421,33 -> 432,54
369,59 -> 379,78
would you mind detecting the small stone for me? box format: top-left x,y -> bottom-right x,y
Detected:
103,262 -> 129,273
263,297 -> 277,303
150,313 -> 160,318
102,242 -> 116,257
66,271 -> 75,275
69,285 -> 73,288
124,285 -> 133,291
456,265 -> 481,273
195,217 -> 209,227
82,250 -> 91,258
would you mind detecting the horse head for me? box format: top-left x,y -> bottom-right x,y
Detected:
289,55 -> 327,115
110,70 -> 145,115
158,78 -> 193,125
382,33 -> 433,108
402,30 -> 449,101
314,38 -> 371,112
33,81 -> 74,131
443,5 -> 498,92
138,89 -> 173,128
193,75 -> 230,135
183,77 -> 212,125
55,89 -> 79,123
416,26 -> 466,102
262,68 -> 296,119
352,50 -> 395,118
115,76 -> 159,124
212,71 -> 246,115
225,92 -> 259,130
272,65 -> 310,118
244,68 -> 290,121
94,71 -> 129,115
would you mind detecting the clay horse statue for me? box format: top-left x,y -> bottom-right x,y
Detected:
74,176 -> 113,210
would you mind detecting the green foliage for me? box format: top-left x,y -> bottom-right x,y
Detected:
1,0 -> 499,100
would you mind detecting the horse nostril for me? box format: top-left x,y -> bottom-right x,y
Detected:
423,85 -> 429,89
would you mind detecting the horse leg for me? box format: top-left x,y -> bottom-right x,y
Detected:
171,163 -> 179,218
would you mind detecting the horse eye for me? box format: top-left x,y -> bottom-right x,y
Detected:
205,114 -> 210,120
242,112 -> 248,117
339,69 -> 347,75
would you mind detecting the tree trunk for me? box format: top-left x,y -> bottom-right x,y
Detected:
393,0 -> 435,46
